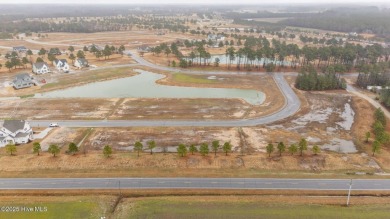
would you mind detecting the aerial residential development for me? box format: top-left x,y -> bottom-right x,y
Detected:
0,1 -> 390,218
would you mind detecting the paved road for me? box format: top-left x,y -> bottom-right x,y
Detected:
0,178 -> 389,190
28,72 -> 299,127
346,84 -> 390,119
128,50 -> 267,76
25,51 -> 300,127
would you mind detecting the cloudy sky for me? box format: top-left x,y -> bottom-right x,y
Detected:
0,0 -> 388,4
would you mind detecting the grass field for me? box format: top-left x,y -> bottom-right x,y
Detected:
172,73 -> 217,84
117,196 -> 390,219
0,196 -> 113,219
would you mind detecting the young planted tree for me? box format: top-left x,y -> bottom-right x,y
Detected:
288,144 -> 298,155
38,48 -> 47,57
374,108 -> 386,127
200,143 -> 209,156
47,53 -> 56,62
103,45 -> 112,59
33,142 -> 41,156
134,141 -> 143,158
76,50 -> 85,59
277,142 -> 286,156
118,45 -> 126,56
68,46 -> 75,53
222,142 -> 232,156
27,49 -> 33,58
312,145 -> 320,155
95,50 -> 102,60
177,144 -> 187,157
69,53 -> 76,64
5,61 -> 13,72
22,57 -> 29,68
189,144 -> 198,155
5,144 -> 17,156
211,140 -> 220,156
147,140 -> 156,155
365,132 -> 371,143
373,121 -> 385,137
36,57 -> 44,63
266,143 -> 274,157
372,140 -> 381,156
298,138 -> 308,156
67,142 -> 78,155
48,144 -> 60,157
103,145 -> 112,158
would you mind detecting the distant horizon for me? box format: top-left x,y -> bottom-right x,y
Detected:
0,0 -> 389,6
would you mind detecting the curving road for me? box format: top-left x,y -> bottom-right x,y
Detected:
25,51 -> 300,127
28,72 -> 299,127
0,178 -> 389,190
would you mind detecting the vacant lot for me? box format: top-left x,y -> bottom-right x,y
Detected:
0,196 -> 114,219
0,70 -> 283,120
115,196 -> 390,219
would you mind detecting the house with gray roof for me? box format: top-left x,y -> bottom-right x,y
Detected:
32,62 -> 50,74
13,46 -> 28,53
12,73 -> 35,90
74,58 -> 89,69
0,120 -> 33,147
53,59 -> 70,73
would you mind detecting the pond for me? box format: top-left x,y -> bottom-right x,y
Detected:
35,69 -> 265,105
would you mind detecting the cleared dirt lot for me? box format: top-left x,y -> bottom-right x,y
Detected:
1,73 -> 388,177
0,70 -> 283,120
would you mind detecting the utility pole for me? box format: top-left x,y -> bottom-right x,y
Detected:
346,179 -> 353,206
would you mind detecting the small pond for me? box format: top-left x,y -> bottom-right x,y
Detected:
35,69 -> 265,105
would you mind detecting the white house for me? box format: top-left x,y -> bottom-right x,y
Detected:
53,59 -> 70,73
32,62 -> 50,74
74,58 -> 89,69
0,120 -> 33,147
207,34 -> 225,42
13,46 -> 28,53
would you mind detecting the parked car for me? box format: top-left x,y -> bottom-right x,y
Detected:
49,123 -> 59,127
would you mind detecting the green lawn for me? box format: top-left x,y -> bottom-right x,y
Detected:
0,197 -> 110,219
172,73 -> 216,84
127,199 -> 390,219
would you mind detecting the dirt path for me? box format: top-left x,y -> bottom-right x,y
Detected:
346,84 -> 390,119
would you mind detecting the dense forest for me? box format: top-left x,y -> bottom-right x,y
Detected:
355,63 -> 390,107
280,7 -> 390,41
295,65 -> 346,91
356,63 -> 390,88
0,16 -> 190,33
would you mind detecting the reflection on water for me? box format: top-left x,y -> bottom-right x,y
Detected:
35,69 -> 265,105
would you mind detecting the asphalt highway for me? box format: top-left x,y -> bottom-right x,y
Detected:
0,178 -> 389,190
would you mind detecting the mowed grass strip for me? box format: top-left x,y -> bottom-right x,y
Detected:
0,196 -> 112,219
172,73 -> 216,84
125,198 -> 390,219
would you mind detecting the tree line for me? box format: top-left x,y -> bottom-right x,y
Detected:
152,35 -> 389,72
367,108 -> 389,156
280,7 -> 390,42
295,65 -> 346,91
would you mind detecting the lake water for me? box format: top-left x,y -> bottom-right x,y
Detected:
35,69 -> 265,105
188,55 -> 292,66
